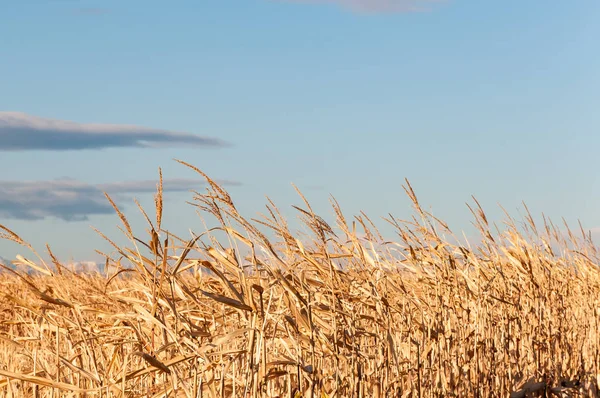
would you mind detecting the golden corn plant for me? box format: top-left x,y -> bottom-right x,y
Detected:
0,162 -> 599,397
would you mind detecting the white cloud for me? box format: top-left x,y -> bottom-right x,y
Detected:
279,0 -> 443,13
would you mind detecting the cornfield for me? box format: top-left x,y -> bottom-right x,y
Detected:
1,161 -> 599,397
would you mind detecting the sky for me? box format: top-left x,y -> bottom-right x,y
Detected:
1,0 -> 599,263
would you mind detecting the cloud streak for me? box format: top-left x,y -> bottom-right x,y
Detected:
73,8 -> 111,15
0,178 -> 241,221
0,112 -> 229,151
279,0 -> 442,13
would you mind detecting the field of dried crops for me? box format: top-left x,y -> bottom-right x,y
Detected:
1,163 -> 599,397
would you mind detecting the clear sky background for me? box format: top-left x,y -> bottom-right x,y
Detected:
1,0 -> 599,263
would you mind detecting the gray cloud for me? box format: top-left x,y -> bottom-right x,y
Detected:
280,0 -> 443,12
0,178 -> 241,221
98,178 -> 242,194
0,112 -> 230,151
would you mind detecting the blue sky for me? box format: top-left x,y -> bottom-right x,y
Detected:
1,0 -> 599,262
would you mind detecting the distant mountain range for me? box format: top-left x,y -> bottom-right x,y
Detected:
0,256 -> 104,274
0,256 -> 15,270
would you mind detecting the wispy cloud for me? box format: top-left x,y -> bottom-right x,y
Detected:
72,8 -> 111,15
98,178 -> 242,194
278,0 -> 443,13
0,112 -> 230,151
0,178 -> 241,221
